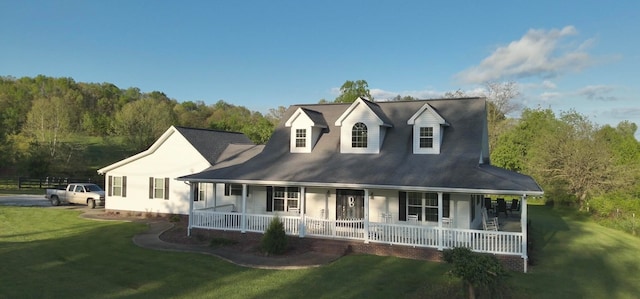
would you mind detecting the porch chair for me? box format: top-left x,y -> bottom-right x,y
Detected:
484,197 -> 494,215
482,208 -> 499,231
380,212 -> 393,223
496,198 -> 509,217
407,214 -> 419,224
507,199 -> 520,216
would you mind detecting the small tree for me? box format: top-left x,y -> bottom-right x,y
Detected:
443,247 -> 507,299
261,217 -> 288,255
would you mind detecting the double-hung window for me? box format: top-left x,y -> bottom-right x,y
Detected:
108,176 -> 126,197
295,129 -> 306,148
273,187 -> 300,212
419,127 -> 434,148
149,177 -> 169,200
224,184 -> 243,196
112,177 -> 123,196
194,183 -> 206,202
405,192 -> 450,222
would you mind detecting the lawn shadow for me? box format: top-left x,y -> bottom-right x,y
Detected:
520,204 -> 640,298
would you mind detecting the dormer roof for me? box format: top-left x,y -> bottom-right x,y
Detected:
407,103 -> 449,126
285,107 -> 328,128
334,97 -> 393,127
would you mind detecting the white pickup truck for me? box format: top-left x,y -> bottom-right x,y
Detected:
45,183 -> 105,209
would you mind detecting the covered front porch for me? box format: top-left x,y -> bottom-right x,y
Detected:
189,209 -> 524,255
186,183 -> 531,270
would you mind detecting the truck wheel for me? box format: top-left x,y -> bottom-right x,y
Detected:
51,196 -> 60,206
87,199 -> 96,209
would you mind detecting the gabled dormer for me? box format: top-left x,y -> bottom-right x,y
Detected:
285,108 -> 328,153
407,103 -> 448,154
334,97 -> 393,154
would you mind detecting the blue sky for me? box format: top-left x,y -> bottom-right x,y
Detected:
1,1 -> 639,138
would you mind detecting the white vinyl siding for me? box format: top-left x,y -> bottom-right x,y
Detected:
408,103 -> 446,154
286,108 -> 326,153
338,102 -> 384,154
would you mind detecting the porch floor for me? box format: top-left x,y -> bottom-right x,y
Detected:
494,213 -> 522,232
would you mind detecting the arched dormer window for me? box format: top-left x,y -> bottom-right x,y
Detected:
352,122 -> 368,148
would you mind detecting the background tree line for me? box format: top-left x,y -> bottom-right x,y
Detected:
0,75 -> 280,178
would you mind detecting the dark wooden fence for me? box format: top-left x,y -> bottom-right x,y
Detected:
0,177 -> 102,190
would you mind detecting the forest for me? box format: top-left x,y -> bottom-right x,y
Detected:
0,75 -> 282,179
1,76 -> 639,234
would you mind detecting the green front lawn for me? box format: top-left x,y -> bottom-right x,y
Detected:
1,205 -> 639,298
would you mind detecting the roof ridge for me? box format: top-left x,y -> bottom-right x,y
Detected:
174,126 -> 245,135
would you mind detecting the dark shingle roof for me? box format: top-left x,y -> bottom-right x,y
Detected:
180,99 -> 542,194
300,108 -> 328,128
174,127 -> 253,165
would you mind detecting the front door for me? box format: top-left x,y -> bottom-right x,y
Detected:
336,189 -> 364,219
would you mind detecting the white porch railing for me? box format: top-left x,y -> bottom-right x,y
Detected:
305,217 -> 365,239
191,210 -> 523,255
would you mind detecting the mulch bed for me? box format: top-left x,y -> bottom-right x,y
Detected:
159,220 -> 315,256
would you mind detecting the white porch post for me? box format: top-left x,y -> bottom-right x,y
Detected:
212,183 -> 216,210
437,192 -> 443,250
364,189 -> 370,244
300,186 -> 306,238
521,194 -> 528,273
241,184 -> 247,233
188,182 -> 194,236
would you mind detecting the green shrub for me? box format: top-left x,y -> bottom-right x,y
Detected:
261,216 -> 288,255
443,247 -> 507,299
168,214 -> 181,223
588,192 -> 640,235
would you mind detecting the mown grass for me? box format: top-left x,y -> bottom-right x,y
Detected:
510,204 -> 640,298
1,205 -> 639,298
0,207 -> 456,298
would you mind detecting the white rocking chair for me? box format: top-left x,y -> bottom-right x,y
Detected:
482,208 -> 499,231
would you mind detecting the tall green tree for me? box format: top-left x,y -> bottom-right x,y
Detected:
206,100 -> 274,144
390,95 -> 417,101
491,108 -> 558,172
22,97 -> 73,158
484,81 -> 521,151
112,98 -> 176,151
334,80 -> 373,103
529,111 -> 618,208
266,106 -> 287,126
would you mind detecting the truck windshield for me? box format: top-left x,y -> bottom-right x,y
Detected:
84,184 -> 103,192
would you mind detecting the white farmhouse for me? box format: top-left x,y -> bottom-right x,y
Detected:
97,126 -> 253,215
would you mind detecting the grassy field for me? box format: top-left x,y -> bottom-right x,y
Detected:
1,204 -> 639,298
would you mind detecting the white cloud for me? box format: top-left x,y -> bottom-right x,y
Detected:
601,107 -> 640,119
539,91 -> 562,101
542,80 -> 557,89
577,85 -> 617,101
456,26 -> 594,84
